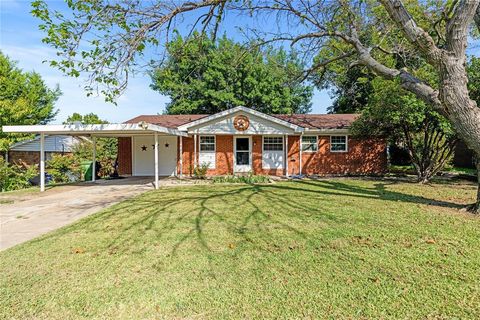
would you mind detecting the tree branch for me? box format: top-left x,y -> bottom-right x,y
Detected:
379,0 -> 443,63
445,0 -> 480,56
474,3 -> 480,33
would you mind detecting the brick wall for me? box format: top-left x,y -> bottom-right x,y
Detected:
178,135 -> 234,176
117,137 -> 132,175
120,134 -> 387,177
301,136 -> 387,175
251,135 -> 301,176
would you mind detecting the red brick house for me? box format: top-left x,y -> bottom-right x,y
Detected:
117,106 -> 387,177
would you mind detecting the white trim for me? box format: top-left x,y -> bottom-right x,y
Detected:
178,106 -> 304,132
234,136 -> 252,172
193,134 -> 197,169
301,135 -> 318,153
199,135 -> 216,169
40,133 -> 45,192
2,123 -> 188,137
299,134 -> 303,175
131,136 -> 135,176
154,133 -> 159,189
285,134 -> 289,177
179,137 -> 183,178
92,137 -> 96,182
330,135 -> 348,153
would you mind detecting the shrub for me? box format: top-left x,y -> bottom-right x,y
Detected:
213,174 -> 271,184
47,154 -> 80,183
0,158 -> 38,192
98,156 -> 115,178
193,163 -> 210,179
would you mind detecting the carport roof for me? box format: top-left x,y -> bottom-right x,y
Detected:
2,123 -> 188,137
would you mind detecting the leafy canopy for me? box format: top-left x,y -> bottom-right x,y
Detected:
63,112 -> 108,125
64,113 -> 117,161
0,51 -> 60,151
151,33 -> 313,115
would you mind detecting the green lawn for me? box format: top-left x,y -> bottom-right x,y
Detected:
1,179 -> 479,319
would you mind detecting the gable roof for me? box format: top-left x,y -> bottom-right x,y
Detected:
177,106 -> 304,132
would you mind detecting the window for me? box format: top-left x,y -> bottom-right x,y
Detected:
301,136 -> 318,152
330,136 -> 348,152
200,136 -> 215,152
263,136 -> 284,151
262,136 -> 284,169
199,136 -> 215,169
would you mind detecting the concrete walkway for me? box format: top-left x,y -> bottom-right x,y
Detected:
0,177 -> 155,251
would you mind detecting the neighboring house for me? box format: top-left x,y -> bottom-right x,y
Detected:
7,135 -> 84,165
116,106 -> 387,176
453,140 -> 476,169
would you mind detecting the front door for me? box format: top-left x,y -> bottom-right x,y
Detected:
234,137 -> 251,172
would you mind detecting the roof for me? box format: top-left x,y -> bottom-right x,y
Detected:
274,114 -> 359,129
125,112 -> 358,130
176,107 -> 304,132
2,123 -> 188,137
125,114 -> 208,128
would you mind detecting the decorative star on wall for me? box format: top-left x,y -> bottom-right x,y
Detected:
141,145 -> 147,151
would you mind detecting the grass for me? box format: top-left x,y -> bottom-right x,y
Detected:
212,174 -> 271,184
0,178 -> 479,319
389,164 -> 478,176
444,166 -> 478,176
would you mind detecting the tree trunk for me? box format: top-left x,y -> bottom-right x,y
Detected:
438,55 -> 480,213
474,160 -> 480,213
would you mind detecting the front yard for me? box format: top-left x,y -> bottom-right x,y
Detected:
1,178 -> 479,319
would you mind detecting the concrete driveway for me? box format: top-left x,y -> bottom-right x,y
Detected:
0,177 -> 155,251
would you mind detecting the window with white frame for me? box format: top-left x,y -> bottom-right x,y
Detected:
330,136 -> 348,152
262,136 -> 284,169
263,136 -> 283,151
200,136 -> 215,151
301,136 -> 318,152
199,135 -> 215,168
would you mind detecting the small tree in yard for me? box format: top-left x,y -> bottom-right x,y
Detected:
352,78 -> 457,183
64,113 -> 118,179
31,1 -> 480,212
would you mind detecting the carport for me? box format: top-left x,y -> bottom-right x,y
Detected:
2,122 -> 188,191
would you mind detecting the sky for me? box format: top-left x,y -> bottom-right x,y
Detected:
0,0 -> 333,124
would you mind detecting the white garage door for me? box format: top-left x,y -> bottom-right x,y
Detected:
133,135 -> 177,176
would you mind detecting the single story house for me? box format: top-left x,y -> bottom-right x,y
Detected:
117,106 -> 387,177
5,135 -> 85,165
2,106 -> 387,191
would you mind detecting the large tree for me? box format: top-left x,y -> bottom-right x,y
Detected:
0,51 -> 60,151
151,33 -> 313,114
31,0 -> 480,212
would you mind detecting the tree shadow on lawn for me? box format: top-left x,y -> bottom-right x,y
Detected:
287,179 -> 467,209
28,179 -> 467,260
